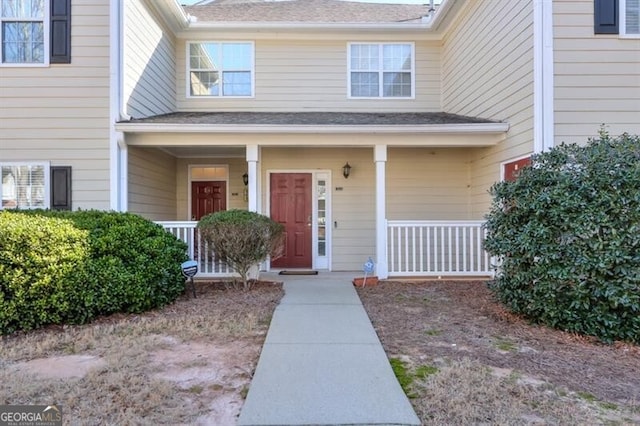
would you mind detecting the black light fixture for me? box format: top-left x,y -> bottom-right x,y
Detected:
242,172 -> 249,186
342,162 -> 352,179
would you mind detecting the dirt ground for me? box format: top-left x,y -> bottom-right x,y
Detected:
5,278 -> 639,424
357,280 -> 640,422
1,280 -> 283,425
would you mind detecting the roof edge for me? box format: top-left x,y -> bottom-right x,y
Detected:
187,21 -> 433,31
115,122 -> 510,134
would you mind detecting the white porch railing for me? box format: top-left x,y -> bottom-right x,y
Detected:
157,221 -> 235,278
159,220 -> 493,278
387,220 -> 494,277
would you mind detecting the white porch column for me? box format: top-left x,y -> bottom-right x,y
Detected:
246,144 -> 259,213
118,141 -> 128,212
374,145 -> 388,279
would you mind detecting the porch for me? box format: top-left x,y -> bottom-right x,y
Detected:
158,220 -> 494,279
116,112 -> 509,279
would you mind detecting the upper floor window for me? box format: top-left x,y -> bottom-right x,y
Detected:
1,0 -> 46,64
188,42 -> 254,97
348,43 -> 414,98
0,0 -> 69,65
594,0 -> 640,36
622,0 -> 640,35
1,163 -> 49,209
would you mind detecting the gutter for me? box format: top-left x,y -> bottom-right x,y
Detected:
114,122 -> 510,134
533,0 -> 555,153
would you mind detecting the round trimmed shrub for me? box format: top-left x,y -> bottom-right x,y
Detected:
0,212 -> 90,333
484,131 -> 640,343
198,209 -> 284,290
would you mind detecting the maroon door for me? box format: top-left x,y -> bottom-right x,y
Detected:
192,181 -> 226,220
270,173 -> 312,268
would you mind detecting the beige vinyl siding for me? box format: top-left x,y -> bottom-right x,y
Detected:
554,0 -> 640,144
261,147 -> 375,271
175,157 -> 248,220
176,38 -> 440,112
442,0 -> 534,217
0,0 -> 111,210
387,148 -> 472,220
128,147 -> 177,220
124,0 -> 176,118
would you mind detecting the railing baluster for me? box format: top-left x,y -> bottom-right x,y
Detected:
403,226 -> 409,273
156,221 -> 236,278
463,226 -> 467,272
426,226 -> 431,273
419,227 -> 424,273
385,220 -> 492,278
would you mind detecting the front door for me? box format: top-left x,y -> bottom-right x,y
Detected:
270,173 -> 312,269
192,181 -> 226,220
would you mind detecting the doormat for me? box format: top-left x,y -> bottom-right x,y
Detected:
279,270 -> 318,275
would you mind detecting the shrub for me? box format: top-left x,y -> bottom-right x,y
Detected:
198,209 -> 284,290
0,210 -> 188,334
0,212 -> 90,333
484,131 -> 640,343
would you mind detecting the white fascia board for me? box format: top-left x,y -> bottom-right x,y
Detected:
154,0 -> 190,32
115,122 -> 509,134
428,0 -> 456,30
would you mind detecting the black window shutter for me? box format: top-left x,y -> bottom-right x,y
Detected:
51,166 -> 72,210
50,0 -> 71,63
594,0 -> 619,34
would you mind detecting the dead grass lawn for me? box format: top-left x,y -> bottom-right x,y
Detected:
0,280 -> 283,425
358,280 -> 640,425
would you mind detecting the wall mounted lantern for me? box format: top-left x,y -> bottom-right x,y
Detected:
342,162 -> 352,179
242,173 -> 249,186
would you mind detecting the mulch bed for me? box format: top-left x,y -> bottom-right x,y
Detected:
357,280 -> 640,405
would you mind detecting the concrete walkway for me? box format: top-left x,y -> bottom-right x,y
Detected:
237,272 -> 421,426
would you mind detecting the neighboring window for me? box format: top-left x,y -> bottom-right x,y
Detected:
188,42 -> 254,97
1,163 -> 49,209
348,43 -> 414,98
1,0 -> 46,64
622,0 -> 640,35
595,0 -> 640,35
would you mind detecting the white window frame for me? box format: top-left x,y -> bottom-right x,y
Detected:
186,41 -> 255,98
0,0 -> 50,67
347,42 -> 415,99
0,162 -> 51,210
621,0 -> 640,38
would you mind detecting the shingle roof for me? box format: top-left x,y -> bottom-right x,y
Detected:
183,0 -> 430,23
123,112 -> 496,126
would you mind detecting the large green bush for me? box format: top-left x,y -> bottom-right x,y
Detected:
0,210 -> 188,334
484,131 -> 640,343
198,209 -> 284,290
0,213 -> 89,333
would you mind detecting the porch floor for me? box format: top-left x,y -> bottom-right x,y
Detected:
237,272 -> 420,426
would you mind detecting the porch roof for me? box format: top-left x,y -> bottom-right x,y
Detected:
116,112 -> 509,135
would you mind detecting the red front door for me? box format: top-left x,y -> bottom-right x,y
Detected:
192,181 -> 226,220
270,173 -> 312,269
